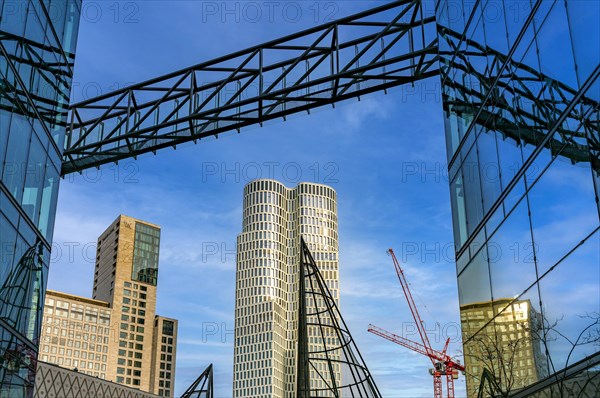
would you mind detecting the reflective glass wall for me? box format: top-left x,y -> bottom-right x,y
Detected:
132,223 -> 160,286
435,0 -> 599,396
0,0 -> 81,395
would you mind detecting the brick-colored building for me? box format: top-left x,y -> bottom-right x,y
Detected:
150,316 -> 178,395
39,291 -> 111,377
38,215 -> 178,397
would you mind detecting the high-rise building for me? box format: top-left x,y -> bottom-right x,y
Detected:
37,215 -> 178,397
460,299 -> 546,397
93,215 -> 161,390
233,180 -> 339,398
436,0 -> 599,396
0,0 -> 82,393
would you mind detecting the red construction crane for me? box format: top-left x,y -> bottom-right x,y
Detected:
368,248 -> 465,398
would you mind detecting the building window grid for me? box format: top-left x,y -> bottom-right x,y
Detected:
235,182 -> 338,396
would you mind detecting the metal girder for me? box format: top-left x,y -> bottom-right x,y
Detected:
61,0 -> 599,175
61,0 -> 438,174
476,368 -> 507,398
298,238 -> 381,398
180,364 -> 213,398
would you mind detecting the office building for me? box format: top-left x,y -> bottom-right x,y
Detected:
0,0 -> 82,394
233,180 -> 339,398
39,290 -> 111,377
93,214 -> 161,391
460,299 -> 546,397
436,0 -> 599,396
37,215 -> 177,397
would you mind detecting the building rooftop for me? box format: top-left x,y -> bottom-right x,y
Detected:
46,289 -> 110,308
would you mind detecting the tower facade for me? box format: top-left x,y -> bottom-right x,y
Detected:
233,180 -> 339,398
38,215 -> 177,397
94,215 -> 160,391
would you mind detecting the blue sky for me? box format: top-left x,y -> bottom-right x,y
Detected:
50,1 -> 463,396
46,1 -> 600,396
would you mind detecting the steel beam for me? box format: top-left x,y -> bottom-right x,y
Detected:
61,0 -> 598,175
62,0 -> 438,174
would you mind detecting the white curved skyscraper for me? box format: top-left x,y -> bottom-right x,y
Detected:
233,180 -> 339,398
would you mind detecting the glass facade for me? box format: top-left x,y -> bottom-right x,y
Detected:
0,0 -> 597,396
436,0 -> 599,396
132,223 -> 160,286
0,0 -> 81,395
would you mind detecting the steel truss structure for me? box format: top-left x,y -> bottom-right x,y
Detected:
61,0 -> 599,175
62,0 -> 438,174
180,364 -> 214,398
297,238 -> 381,398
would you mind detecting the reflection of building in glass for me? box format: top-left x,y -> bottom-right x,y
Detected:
37,215 -> 177,397
0,0 -> 82,393
233,180 -> 339,398
437,0 -> 600,396
460,299 -> 546,397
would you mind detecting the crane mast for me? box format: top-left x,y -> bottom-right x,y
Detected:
368,248 -> 464,398
388,248 -> 436,363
